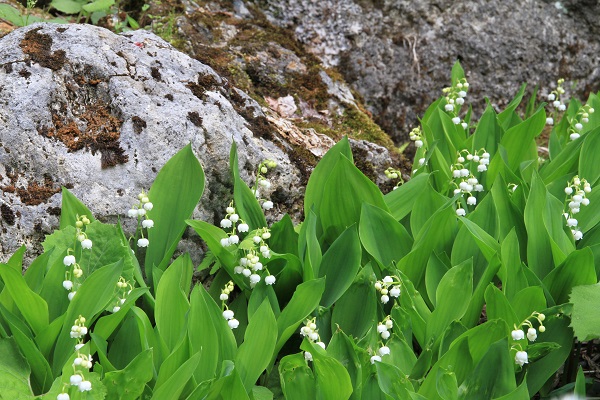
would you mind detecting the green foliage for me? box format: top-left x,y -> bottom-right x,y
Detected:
1,64 -> 598,399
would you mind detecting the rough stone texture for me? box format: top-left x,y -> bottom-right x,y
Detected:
0,23 -> 395,263
253,0 -> 600,143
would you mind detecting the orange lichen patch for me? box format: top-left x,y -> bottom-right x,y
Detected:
19,27 -> 66,71
39,102 -> 128,169
1,174 -> 61,206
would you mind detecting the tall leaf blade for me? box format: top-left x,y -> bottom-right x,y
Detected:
146,144 -> 205,278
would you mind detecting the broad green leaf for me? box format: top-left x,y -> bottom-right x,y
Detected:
279,353 -> 316,400
331,266 -> 377,340
155,254 -> 191,351
10,321 -> 53,394
269,214 -> 299,255
0,265 -> 48,335
500,107 -> 545,172
146,144 -> 205,278
188,286 -> 219,382
236,299 -> 278,392
50,0 -> 83,14
59,187 -> 95,229
274,278 -> 325,360
104,349 -> 153,400
24,250 -> 52,294
436,367 -> 458,400
510,287 -> 547,323
155,337 -> 189,390
542,248 -> 596,304
462,255 -> 502,328
0,337 -> 35,399
524,171 -> 554,279
203,367 -> 250,400
472,106 -> 503,161
304,137 -> 353,226
457,339 -> 516,399
0,4 -> 24,26
375,362 -> 414,399
360,203 -> 413,267
384,173 -> 430,221
320,154 -> 388,242
497,84 -> 526,130
427,259 -> 473,342
579,126 -> 600,186
151,352 -> 202,400
569,283 -> 600,341
299,209 -> 322,280
494,380 -> 529,400
301,340 -> 353,400
484,285 -> 519,329
230,141 -> 267,230
319,225 -> 361,308
326,331 -> 364,392
81,0 -> 114,12
525,315 -> 573,395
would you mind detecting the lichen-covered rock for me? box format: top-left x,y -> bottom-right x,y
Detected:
0,23 -> 364,263
254,0 -> 600,142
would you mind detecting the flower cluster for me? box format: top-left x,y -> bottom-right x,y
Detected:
74,215 -> 92,249
371,316 -> 394,364
220,281 -> 240,329
300,318 -> 326,362
450,149 -> 489,216
409,127 -> 424,149
58,315 -> 94,397
511,312 -> 546,367
442,78 -> 470,128
374,275 -> 401,304
568,103 -> 595,141
62,216 -> 94,301
232,227 -> 276,288
545,78 -> 567,126
563,176 -> 592,240
384,167 -> 406,190
111,277 -> 132,313
127,190 -> 154,248
252,159 -> 277,211
219,203 -> 249,247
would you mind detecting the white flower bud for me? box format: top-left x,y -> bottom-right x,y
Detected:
142,219 -> 154,229
68,292 -> 76,301
444,104 -> 454,112
220,219 -> 232,228
70,374 -> 83,385
575,123 -> 583,131
582,198 -> 590,206
262,201 -> 274,210
377,324 -> 387,333
515,351 -> 528,366
226,206 -> 235,214
558,104 -> 566,111
78,380 -> 92,392
137,238 -> 149,247
461,122 -> 468,129
385,319 -> 394,329
63,280 -> 73,290
511,329 -> 525,341
452,117 -> 461,124
128,209 -> 138,218
527,327 -> 537,342
112,306 -> 120,313
381,330 -> 391,339
143,202 -> 153,211
57,392 -> 70,400
467,196 -> 477,205
456,208 -> 466,216
380,294 -> 390,304
220,238 -> 230,247
390,286 -> 401,297
265,275 -> 276,285
242,268 -> 252,277
370,355 -> 382,364
137,208 -> 146,216
378,346 -> 391,356
64,255 -> 76,266
553,100 -> 561,107
415,140 -> 423,148
220,293 -> 229,301
565,187 -> 573,195
229,214 -> 239,223
228,235 -> 239,245
316,341 -> 326,349
547,93 -> 555,101
304,351 -> 313,361
223,310 -> 234,320
238,223 -> 249,232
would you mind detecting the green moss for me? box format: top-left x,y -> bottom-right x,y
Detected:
339,107 -> 396,151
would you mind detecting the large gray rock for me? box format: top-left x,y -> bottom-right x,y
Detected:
254,0 -> 600,142
1,23 -> 374,263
